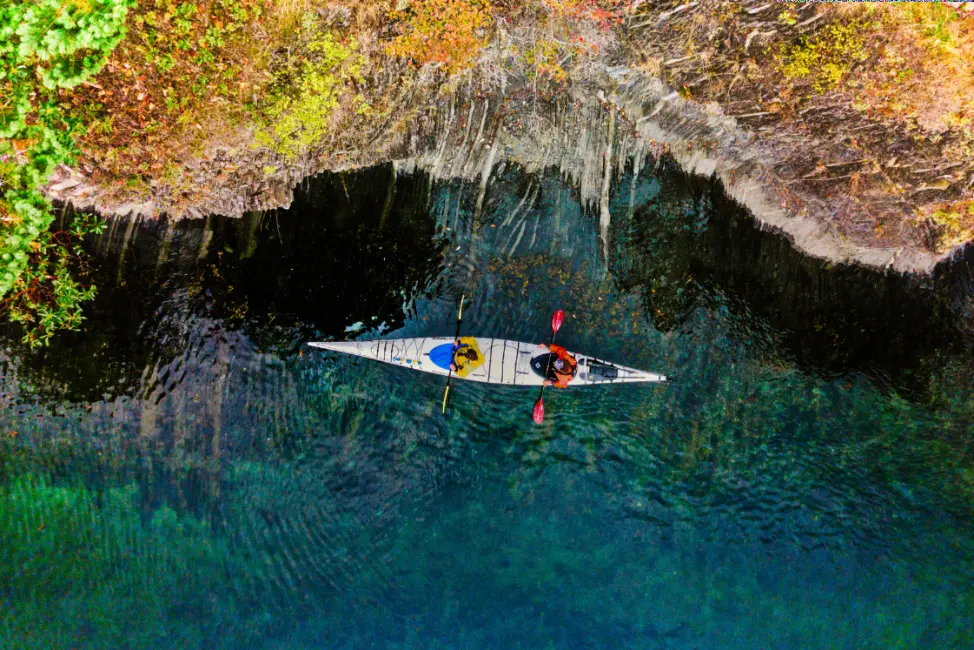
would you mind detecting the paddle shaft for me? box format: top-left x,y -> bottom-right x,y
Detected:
441,295 -> 465,413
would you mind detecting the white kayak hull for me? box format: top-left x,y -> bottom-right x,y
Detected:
309,337 -> 667,387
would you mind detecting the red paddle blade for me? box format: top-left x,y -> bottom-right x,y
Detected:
552,310 -> 565,333
533,399 -> 545,424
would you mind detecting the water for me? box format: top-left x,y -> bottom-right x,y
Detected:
2,161 -> 973,649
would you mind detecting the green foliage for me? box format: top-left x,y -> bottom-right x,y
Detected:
1,0 -> 133,138
1,0 -> 132,344
777,9 -> 797,26
9,0 -> 132,88
4,211 -> 105,348
926,200 -> 974,252
777,20 -> 871,93
256,14 -> 367,159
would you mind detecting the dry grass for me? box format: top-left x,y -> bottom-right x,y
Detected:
849,5 -> 974,133
270,0 -> 391,36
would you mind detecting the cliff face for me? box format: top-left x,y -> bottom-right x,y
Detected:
40,2 -> 974,277
45,65 -> 963,276
395,69 -> 963,274
605,71 -> 955,274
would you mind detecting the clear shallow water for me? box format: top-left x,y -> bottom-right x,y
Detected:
2,162 -> 974,649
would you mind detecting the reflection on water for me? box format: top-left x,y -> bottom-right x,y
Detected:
1,161 -> 973,649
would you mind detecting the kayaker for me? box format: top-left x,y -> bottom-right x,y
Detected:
450,338 -> 481,372
538,343 -> 577,388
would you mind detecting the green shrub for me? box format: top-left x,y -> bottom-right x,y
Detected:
777,20 -> 871,93
926,201 -> 974,252
256,14 -> 368,159
1,0 -> 133,345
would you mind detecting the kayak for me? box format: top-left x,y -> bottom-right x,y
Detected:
309,337 -> 667,386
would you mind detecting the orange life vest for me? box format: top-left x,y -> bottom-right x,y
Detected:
548,344 -> 578,388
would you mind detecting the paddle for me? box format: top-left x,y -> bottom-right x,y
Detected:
441,294 -> 465,413
533,310 -> 565,424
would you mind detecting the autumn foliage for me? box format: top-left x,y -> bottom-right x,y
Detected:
529,0 -> 627,27
386,0 -> 492,75
385,0 -> 630,77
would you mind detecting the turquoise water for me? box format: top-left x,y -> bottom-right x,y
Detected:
2,162 -> 973,649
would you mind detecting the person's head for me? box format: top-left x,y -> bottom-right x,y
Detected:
553,357 -> 574,376
458,348 -> 479,361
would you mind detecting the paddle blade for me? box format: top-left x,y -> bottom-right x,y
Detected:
533,398 -> 545,424
441,385 -> 450,414
552,310 -> 565,333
